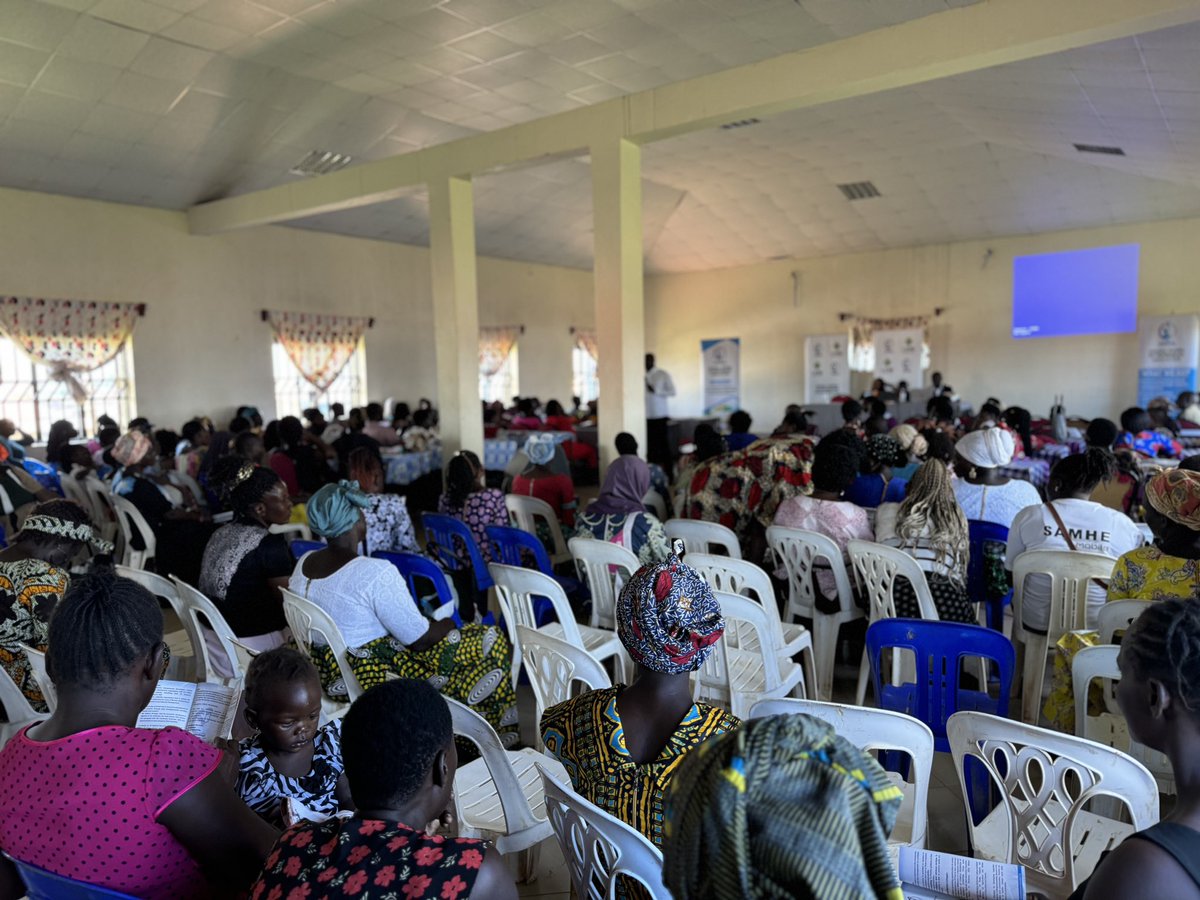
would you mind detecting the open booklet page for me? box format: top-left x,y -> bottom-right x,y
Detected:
898,847 -> 1025,900
136,680 -> 240,743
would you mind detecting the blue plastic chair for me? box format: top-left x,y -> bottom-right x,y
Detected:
968,520 -> 1012,631
21,458 -> 62,496
865,618 -> 1015,753
485,525 -> 579,627
5,853 -> 138,898
290,539 -> 326,557
372,550 -> 463,626
422,513 -> 494,593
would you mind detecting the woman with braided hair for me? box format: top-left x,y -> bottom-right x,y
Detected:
198,458 -> 295,660
1069,598 -> 1200,899
876,459 -> 976,623
0,572 -> 278,898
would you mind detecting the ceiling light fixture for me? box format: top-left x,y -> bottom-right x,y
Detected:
289,150 -> 354,177
1073,143 -> 1125,156
837,181 -> 881,201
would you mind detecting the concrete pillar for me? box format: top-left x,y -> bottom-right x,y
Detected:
429,176 -> 484,455
591,138 -> 646,471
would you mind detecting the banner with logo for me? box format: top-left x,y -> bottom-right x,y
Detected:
804,334 -> 850,403
873,328 -> 924,389
1138,314 -> 1199,407
701,337 -> 740,415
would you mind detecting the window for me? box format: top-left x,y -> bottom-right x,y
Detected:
0,336 -> 135,440
572,336 -> 598,404
272,339 -> 366,418
480,343 -> 518,404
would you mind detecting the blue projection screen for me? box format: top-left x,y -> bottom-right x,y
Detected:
1011,244 -> 1140,339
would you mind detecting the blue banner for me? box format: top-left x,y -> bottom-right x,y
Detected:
701,338 -> 740,416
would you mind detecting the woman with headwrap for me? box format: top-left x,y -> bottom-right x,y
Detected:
1106,469 -> 1200,603
889,423 -> 927,482
843,434 -> 909,513
198,459 -> 295,667
875,460 -> 976,623
663,713 -> 905,900
111,429 -> 213,583
511,432 -> 577,529
541,546 -> 737,859
574,455 -> 670,566
951,427 -> 1042,529
291,482 -> 517,745
0,499 -> 110,711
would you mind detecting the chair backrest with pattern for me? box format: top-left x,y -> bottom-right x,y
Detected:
447,698 -> 541,835
169,576 -> 243,682
847,540 -> 938,622
1012,549 -> 1116,645
280,587 -> 366,701
697,590 -> 788,711
663,518 -> 742,559
538,765 -> 668,900
688,552 -> 786,651
1097,598 -> 1152,644
423,513 -> 493,591
115,565 -> 203,678
568,536 -> 639,631
504,493 -> 569,562
486,524 -> 554,575
489,563 -> 579,685
766,525 -> 856,621
109,494 -> 156,570
516,625 -> 611,734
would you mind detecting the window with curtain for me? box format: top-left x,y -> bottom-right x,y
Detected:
272,339 -> 366,418
572,329 -> 598,403
480,326 -> 521,404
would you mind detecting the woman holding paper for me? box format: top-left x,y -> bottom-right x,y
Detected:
0,572 -> 277,898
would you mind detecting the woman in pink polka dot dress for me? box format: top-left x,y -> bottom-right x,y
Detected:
0,572 -> 278,898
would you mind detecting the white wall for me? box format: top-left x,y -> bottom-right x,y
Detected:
0,186 -> 593,431
646,216 -> 1200,425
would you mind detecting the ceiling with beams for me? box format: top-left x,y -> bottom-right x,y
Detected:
2,0 -> 1200,273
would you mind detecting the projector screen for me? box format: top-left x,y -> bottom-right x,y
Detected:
1011,244 -> 1140,339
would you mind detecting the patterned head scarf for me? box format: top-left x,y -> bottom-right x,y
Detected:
111,430 -> 153,467
889,424 -> 927,460
524,433 -> 557,466
1146,469 -> 1200,531
955,427 -> 1015,469
306,480 -> 372,539
866,434 -> 904,468
664,713 -> 904,900
19,513 -> 113,553
616,540 -> 725,675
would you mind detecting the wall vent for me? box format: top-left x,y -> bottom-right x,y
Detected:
837,181 -> 881,201
719,117 -> 760,130
290,150 -> 354,176
1073,143 -> 1125,156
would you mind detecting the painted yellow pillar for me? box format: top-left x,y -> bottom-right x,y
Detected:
591,138 -> 646,471
429,176 -> 484,456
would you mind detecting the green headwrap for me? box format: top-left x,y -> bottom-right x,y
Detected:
664,713 -> 905,900
305,480 -> 372,539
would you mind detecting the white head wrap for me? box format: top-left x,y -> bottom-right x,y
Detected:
956,428 -> 1015,469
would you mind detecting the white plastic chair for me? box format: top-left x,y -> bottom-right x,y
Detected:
516,625 -> 611,748
688,552 -> 817,699
847,540 -> 939,705
1012,550 -> 1116,725
17,644 -> 55,713
568,536 -> 639,631
169,576 -> 248,683
641,489 -> 667,520
281,588 -> 364,714
116,564 -> 200,682
1097,598 -> 1152,644
489,563 -> 629,687
82,477 -> 119,545
448,697 -> 569,882
270,522 -> 313,542
695,590 -> 807,718
58,475 -> 91,516
167,470 -> 208,508
1073,644 -> 1175,795
749,697 -> 934,848
109,493 -> 157,570
538,764 -> 669,899
767,525 -> 864,701
0,663 -> 46,747
947,710 -> 1159,900
663,518 -> 742,559
505,494 -> 570,565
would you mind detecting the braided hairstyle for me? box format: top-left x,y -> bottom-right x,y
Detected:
47,572 -> 162,691
894,460 -> 969,583
1121,598 -> 1200,717
209,456 -> 283,522
1049,447 -> 1116,499
244,646 -> 319,711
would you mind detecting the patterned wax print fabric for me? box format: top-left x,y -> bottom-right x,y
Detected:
363,493 -> 420,555
236,718 -> 344,828
1116,430 -> 1183,459
250,817 -> 486,900
573,510 -> 671,567
682,438 -> 815,546
541,687 -> 738,848
0,558 -> 68,712
1106,546 -> 1200,601
436,488 -> 508,563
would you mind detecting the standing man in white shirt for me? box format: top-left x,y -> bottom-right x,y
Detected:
645,353 -> 676,477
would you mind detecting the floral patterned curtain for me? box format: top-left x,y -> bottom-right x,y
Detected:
849,315 -> 930,372
480,326 -> 521,378
573,328 -> 598,361
0,296 -> 142,403
265,310 -> 371,392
